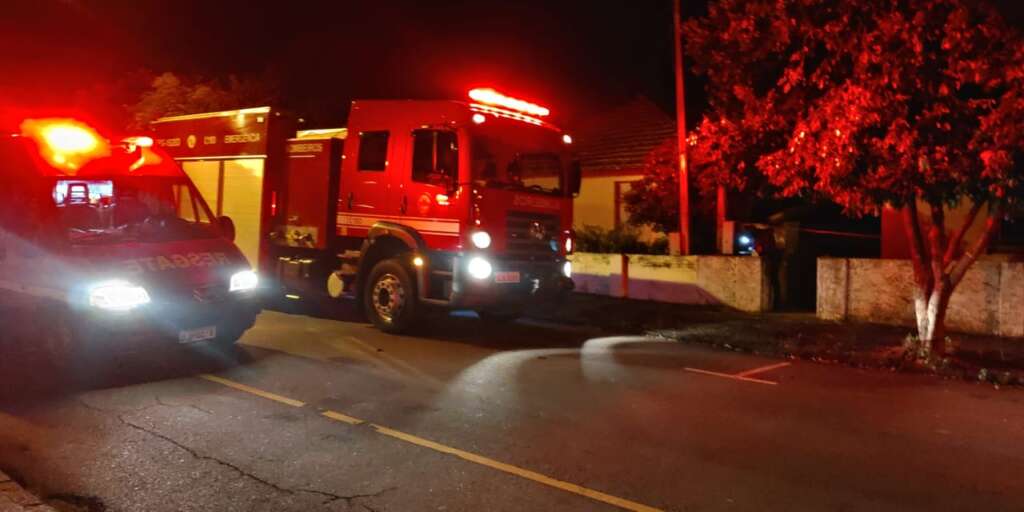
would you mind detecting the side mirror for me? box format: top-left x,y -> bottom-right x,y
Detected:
568,160 -> 582,197
218,216 -> 236,242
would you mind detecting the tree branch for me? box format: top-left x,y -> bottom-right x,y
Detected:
902,200 -> 933,294
950,203 -> 1003,287
943,201 -> 983,268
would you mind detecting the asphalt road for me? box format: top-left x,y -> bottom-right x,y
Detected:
1,304 -> 1023,512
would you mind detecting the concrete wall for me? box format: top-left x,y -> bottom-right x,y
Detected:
818,257 -> 1024,337
571,253 -> 771,312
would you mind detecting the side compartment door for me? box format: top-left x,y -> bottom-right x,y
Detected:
338,130 -> 395,236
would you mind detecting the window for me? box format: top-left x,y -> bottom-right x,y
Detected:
614,180 -> 639,227
411,130 -> 458,185
357,131 -> 389,171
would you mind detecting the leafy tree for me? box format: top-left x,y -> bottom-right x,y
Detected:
129,72 -> 278,128
685,0 -> 1024,357
622,138 -> 681,232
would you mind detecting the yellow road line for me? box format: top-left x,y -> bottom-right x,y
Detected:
322,410 -> 364,425
370,424 -> 663,512
735,361 -> 791,378
202,374 -> 663,512
684,367 -> 778,386
199,374 -> 306,407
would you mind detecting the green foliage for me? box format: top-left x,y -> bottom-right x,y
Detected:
575,225 -> 669,255
129,72 -> 278,128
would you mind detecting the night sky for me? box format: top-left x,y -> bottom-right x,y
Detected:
0,0 -> 691,129
3,0 -> 1023,131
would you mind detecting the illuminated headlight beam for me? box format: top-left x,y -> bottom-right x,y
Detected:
230,270 -> 259,292
89,280 -> 151,311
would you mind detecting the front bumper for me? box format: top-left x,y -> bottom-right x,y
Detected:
426,254 -> 574,309
75,292 -> 261,344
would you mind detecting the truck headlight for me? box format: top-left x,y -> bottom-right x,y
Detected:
89,280 -> 151,311
471,230 -> 492,249
562,261 -> 572,278
230,270 -> 259,292
467,257 -> 493,280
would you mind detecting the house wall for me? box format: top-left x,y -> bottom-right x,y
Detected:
817,257 -> 1024,337
574,173 -> 643,230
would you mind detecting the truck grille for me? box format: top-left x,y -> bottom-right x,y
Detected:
192,284 -> 230,304
506,211 -> 559,259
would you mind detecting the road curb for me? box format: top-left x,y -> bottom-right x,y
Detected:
0,470 -> 56,512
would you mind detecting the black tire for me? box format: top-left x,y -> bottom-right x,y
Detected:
363,258 -> 419,334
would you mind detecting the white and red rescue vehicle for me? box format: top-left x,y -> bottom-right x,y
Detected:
152,88 -> 579,333
0,119 -> 261,361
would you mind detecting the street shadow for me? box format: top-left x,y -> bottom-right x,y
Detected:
0,335 -> 276,407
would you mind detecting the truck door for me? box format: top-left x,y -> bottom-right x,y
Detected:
396,128 -> 461,246
338,130 -> 395,236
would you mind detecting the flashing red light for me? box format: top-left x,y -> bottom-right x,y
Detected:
469,104 -> 546,127
562,134 -> 573,145
20,118 -> 110,172
39,123 -> 100,153
472,113 -> 487,124
468,88 -> 550,117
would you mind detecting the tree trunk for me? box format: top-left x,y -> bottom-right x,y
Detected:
915,283 -> 952,358
902,200 -> 1002,361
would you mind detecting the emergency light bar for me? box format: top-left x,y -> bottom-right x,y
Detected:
468,88 -> 550,117
37,122 -> 101,153
20,118 -> 110,172
469,103 -> 547,127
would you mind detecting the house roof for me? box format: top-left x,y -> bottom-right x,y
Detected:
575,97 -> 676,174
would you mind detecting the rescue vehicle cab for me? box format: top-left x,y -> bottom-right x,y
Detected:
0,119 -> 260,363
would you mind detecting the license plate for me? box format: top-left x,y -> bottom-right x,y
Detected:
495,271 -> 521,284
179,326 -> 217,344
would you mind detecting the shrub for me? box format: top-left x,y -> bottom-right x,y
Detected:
574,225 -> 669,255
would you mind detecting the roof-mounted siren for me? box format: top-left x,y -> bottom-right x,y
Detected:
19,118 -> 111,172
467,88 -> 555,127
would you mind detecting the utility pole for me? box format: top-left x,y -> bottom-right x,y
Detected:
673,0 -> 691,255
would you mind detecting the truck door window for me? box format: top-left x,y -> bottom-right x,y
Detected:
411,129 -> 458,186
357,131 -> 389,171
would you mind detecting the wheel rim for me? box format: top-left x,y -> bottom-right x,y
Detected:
372,273 -> 405,323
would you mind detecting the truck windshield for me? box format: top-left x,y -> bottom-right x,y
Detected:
470,122 -> 566,196
52,176 -> 218,245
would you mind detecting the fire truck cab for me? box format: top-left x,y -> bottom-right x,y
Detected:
272,90 -> 580,332
0,120 -> 260,363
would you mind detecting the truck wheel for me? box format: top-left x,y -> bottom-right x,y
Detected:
363,258 -> 419,334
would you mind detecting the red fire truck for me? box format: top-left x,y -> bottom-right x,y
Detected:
0,119 -> 261,363
153,88 -> 579,333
